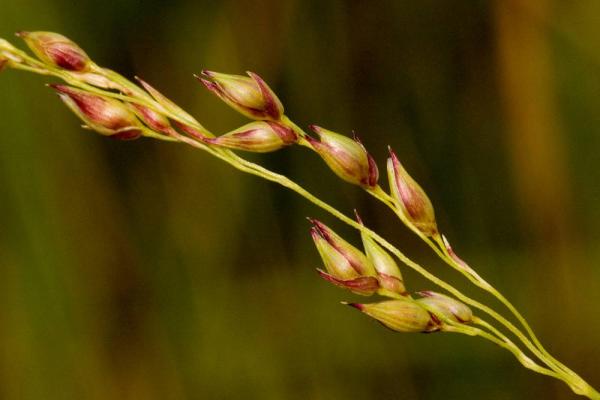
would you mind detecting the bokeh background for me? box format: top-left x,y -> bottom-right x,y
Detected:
1,1 -> 599,399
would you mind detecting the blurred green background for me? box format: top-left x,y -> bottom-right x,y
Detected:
1,1 -> 599,399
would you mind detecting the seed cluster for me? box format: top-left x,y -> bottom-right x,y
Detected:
1,31 -> 598,399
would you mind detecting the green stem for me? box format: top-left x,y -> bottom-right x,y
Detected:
454,323 -> 562,380
428,233 -> 587,382
474,318 -> 600,399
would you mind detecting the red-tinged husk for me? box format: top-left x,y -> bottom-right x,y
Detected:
199,70 -> 283,120
17,31 -> 90,71
347,299 -> 434,333
307,125 -> 378,188
50,84 -> 143,138
311,219 -> 375,276
317,269 -> 379,296
311,227 -> 360,280
387,148 -> 437,236
204,121 -> 297,153
129,103 -> 172,135
416,291 -> 473,324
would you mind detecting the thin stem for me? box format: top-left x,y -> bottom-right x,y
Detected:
431,234 -> 584,379
453,323 -> 562,380
474,318 -> 600,399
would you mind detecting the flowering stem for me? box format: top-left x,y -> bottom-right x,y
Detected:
3,46 -> 598,398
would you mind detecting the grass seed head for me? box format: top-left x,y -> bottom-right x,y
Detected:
199,70 -> 284,120
50,84 -> 143,139
129,103 -> 172,135
307,126 -> 378,188
346,299 -> 433,333
310,219 -> 376,277
204,121 -> 297,153
17,31 -> 91,72
417,291 -> 473,326
387,148 -> 437,236
357,217 -> 406,295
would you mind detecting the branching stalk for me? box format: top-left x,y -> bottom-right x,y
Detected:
2,32 -> 598,399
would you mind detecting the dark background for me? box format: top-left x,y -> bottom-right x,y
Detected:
1,1 -> 599,399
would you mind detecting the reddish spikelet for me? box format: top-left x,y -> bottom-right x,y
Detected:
50,84 -> 143,139
17,31 -> 90,71
199,70 -> 284,120
387,148 -> 437,236
307,125 -> 378,188
204,121 -> 297,153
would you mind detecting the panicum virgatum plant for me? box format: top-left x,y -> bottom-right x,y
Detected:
1,31 -> 598,399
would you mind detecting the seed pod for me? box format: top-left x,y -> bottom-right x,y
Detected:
50,84 -> 143,140
310,219 -> 375,276
204,121 -> 297,153
199,70 -> 283,120
17,31 -> 91,72
307,126 -> 378,188
417,291 -> 473,324
387,148 -> 437,236
347,299 -> 433,333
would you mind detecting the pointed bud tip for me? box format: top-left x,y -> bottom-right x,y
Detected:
388,146 -> 399,161
304,135 -> 318,146
195,73 -> 221,92
198,78 -> 217,90
441,234 -> 450,247
15,31 -> 28,38
47,83 -> 67,92
309,219 -> 329,236
306,217 -> 322,226
354,209 -> 364,225
309,226 -> 321,239
309,124 -> 322,134
343,302 -> 364,311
